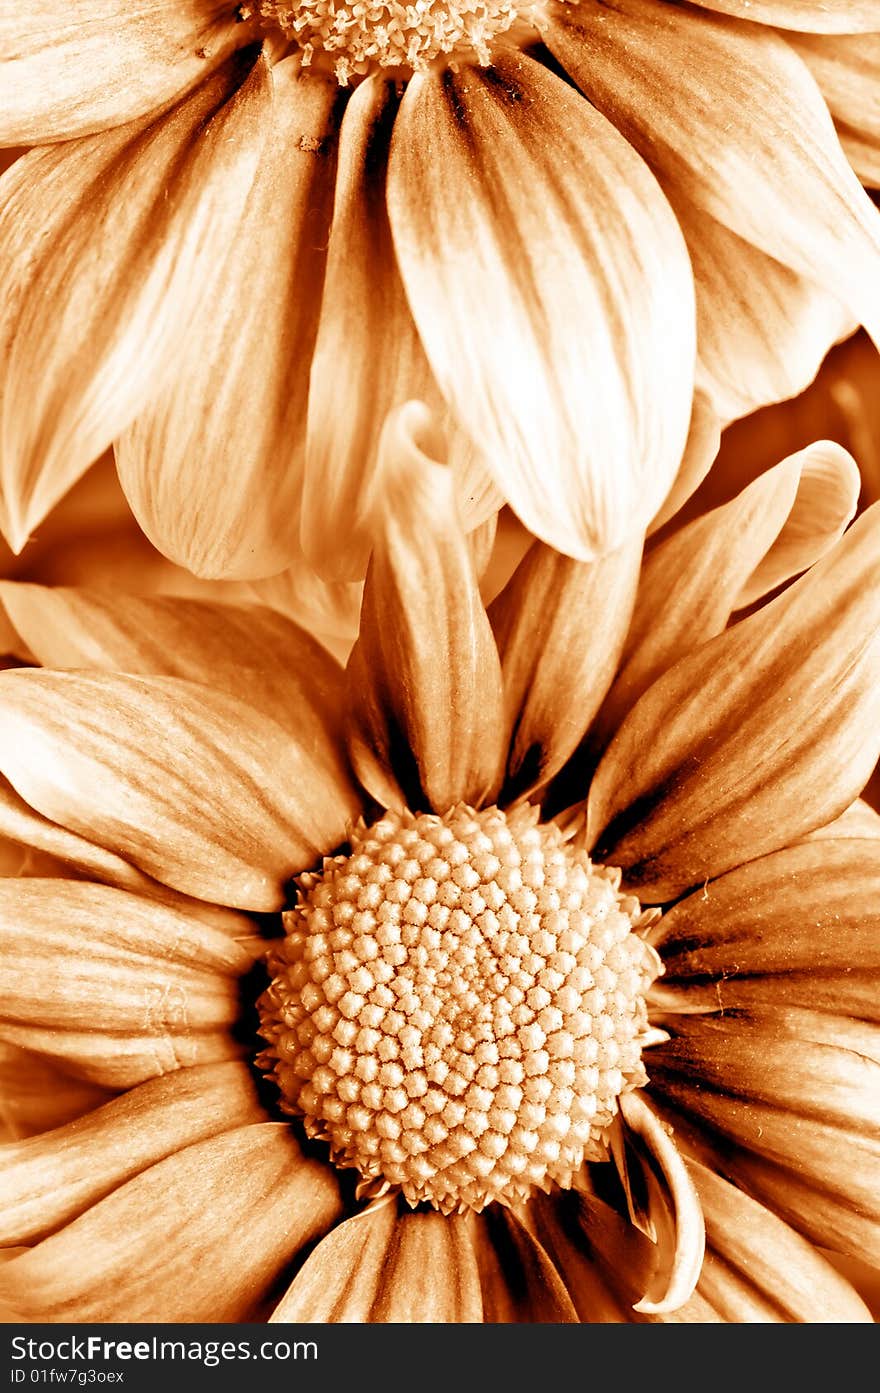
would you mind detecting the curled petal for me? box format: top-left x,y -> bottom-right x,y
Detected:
0,669 -> 362,910
271,1202 -> 482,1322
117,60 -> 344,580
588,504 -> 880,901
0,53 -> 271,552
0,1124 -> 342,1321
345,403 -> 506,813
0,0 -> 253,144
387,51 -> 694,560
617,1092 -> 705,1314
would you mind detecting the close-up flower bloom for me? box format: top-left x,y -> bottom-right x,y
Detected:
2,1 -> 880,578
0,406 -> 878,1322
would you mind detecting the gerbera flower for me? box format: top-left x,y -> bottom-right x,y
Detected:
2,0 -> 879,580
0,401 -> 877,1322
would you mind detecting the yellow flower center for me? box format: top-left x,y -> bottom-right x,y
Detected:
257,804 -> 661,1213
245,0 -> 534,84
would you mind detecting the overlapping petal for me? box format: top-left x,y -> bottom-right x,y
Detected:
0,878 -> 253,1086
0,52 -> 270,552
544,1 -> 880,348
588,504 -> 880,900
271,1203 -> 483,1322
0,669 -> 362,909
0,1124 -> 342,1321
345,404 -> 506,813
0,1062 -> 267,1244
0,1 -> 251,145
116,59 -> 344,580
387,50 -> 695,561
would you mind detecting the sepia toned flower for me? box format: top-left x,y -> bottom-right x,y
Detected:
0,402 -> 877,1322
2,1 -> 879,580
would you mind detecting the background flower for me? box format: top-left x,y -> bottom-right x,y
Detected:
0,405 -> 878,1321
2,0 -> 879,578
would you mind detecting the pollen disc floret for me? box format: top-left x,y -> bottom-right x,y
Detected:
258,804 -> 662,1214
250,0 -> 525,83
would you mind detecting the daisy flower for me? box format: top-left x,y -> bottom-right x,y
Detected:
2,0 -> 879,580
0,401 -> 878,1322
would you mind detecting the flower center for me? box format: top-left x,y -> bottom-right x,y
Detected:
257,804 -> 661,1213
245,0 -> 532,84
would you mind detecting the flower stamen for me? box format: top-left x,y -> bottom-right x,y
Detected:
258,803 -> 661,1213
248,0 -> 537,83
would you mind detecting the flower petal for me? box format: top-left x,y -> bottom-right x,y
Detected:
616,1092 -> 705,1314
686,1159 -> 871,1322
0,1043 -> 114,1141
664,184 -> 855,423
0,877 -> 253,1086
646,391 -> 720,537
650,839 -> 880,1021
0,668 -> 362,910
271,1201 -> 482,1321
646,1017 -> 880,1266
387,51 -> 695,561
591,444 -> 856,754
0,1061 -> 267,1244
0,777 -> 258,938
345,403 -> 506,813
687,1 -> 880,31
488,536 -> 642,801
0,1123 -> 342,1321
588,504 -> 880,901
302,77 -> 440,582
472,1207 -> 578,1322
0,52 -> 270,552
0,582 -> 346,738
788,32 -> 880,188
0,0 -> 253,144
543,1 -> 880,346
116,60 -> 343,580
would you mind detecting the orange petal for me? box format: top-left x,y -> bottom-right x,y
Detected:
116,60 -> 343,580
0,53 -> 270,552
0,582 -> 346,739
0,0 -> 253,144
543,1 -> 880,347
302,76 -> 441,582
345,403 -> 506,813
488,536 -> 642,801
387,52 -> 694,561
788,32 -> 880,188
0,668 -> 361,909
687,0 -> 880,31
0,1043 -> 114,1142
0,1123 -> 342,1321
0,877 -> 253,1086
0,1061 -> 267,1244
473,1207 -> 578,1322
271,1202 -> 483,1321
690,1161 -> 872,1321
588,504 -> 880,901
